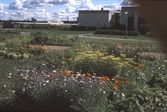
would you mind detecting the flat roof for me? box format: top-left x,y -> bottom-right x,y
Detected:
121,6 -> 140,10
79,10 -> 120,14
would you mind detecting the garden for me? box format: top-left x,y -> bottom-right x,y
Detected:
0,30 -> 167,111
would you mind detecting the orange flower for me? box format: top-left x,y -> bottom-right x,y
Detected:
121,81 -> 125,84
138,64 -> 142,67
113,85 -> 118,90
86,72 -> 91,78
79,75 -> 85,79
50,73 -> 54,77
114,78 -> 119,84
70,70 -> 74,74
65,71 -> 71,76
126,81 -> 130,84
59,71 -> 64,75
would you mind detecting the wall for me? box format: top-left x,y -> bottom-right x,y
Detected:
120,7 -> 139,30
78,10 -> 113,28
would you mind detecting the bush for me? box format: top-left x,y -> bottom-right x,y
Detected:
146,31 -> 155,37
94,29 -> 112,34
30,31 -> 48,44
112,30 -> 125,35
128,30 -> 140,36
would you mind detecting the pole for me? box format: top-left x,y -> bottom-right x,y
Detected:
125,12 -> 128,38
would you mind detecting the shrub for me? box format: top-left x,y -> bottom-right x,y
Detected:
146,31 -> 155,37
112,30 -> 125,35
94,29 -> 112,35
30,32 -> 48,45
128,30 -> 140,36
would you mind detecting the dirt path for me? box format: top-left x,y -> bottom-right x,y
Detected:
0,42 -> 68,50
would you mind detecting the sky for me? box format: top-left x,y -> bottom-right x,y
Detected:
0,0 -> 134,21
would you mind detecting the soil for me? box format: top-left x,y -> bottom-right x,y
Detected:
0,42 -> 68,50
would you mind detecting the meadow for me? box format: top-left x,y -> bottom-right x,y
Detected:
0,30 -> 167,111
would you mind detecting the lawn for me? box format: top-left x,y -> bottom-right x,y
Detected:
90,33 -> 158,41
19,29 -> 94,35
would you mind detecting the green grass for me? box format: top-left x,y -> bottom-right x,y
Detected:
19,29 -> 94,35
89,34 -> 158,41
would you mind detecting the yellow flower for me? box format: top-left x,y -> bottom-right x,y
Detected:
41,46 -> 47,50
28,45 -> 34,48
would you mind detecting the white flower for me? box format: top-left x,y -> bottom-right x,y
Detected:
65,90 -> 68,92
9,73 -> 12,76
8,76 -> 11,79
4,85 -> 6,88
46,80 -> 49,83
64,79 -> 67,82
99,88 -> 102,91
12,90 -> 15,94
80,80 -> 84,83
42,63 -> 45,66
20,73 -> 24,77
53,70 -> 56,73
103,91 -> 106,94
22,88 -> 25,92
122,93 -> 125,97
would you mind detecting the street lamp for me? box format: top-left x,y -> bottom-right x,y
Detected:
77,23 -> 80,37
18,12 -> 20,30
125,11 -> 128,38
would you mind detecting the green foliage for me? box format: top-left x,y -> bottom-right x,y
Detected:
112,29 -> 125,35
1,31 -> 167,111
30,31 -> 79,46
128,30 -> 140,36
30,31 -> 48,44
5,34 -> 30,50
146,31 -> 155,37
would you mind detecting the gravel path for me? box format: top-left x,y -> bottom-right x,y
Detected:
0,42 -> 68,50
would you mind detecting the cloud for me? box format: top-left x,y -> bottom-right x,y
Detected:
0,10 -> 9,20
9,0 -> 23,10
0,3 -> 4,10
94,3 -> 121,10
0,0 -> 122,21
52,0 -> 122,21
120,0 -> 136,6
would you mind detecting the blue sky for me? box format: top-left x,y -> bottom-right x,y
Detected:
0,0 -> 132,21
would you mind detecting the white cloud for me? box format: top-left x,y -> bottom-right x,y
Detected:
9,0 -> 23,10
0,3 -> 4,10
0,0 -> 122,21
52,0 -> 121,21
120,0 -> 136,6
0,10 -> 9,20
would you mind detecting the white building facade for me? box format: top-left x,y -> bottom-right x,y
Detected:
78,9 -> 120,28
120,6 -> 147,31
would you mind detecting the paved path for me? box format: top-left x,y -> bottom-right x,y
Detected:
69,33 -> 158,43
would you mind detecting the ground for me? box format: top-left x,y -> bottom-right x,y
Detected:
0,42 -> 68,50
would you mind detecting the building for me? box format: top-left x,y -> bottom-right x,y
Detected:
120,6 -> 148,31
78,8 -> 120,28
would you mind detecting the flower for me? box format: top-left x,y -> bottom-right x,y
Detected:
40,46 -> 47,50
59,71 -> 64,75
65,70 -> 71,76
113,85 -> 118,90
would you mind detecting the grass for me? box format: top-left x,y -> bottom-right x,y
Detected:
90,34 -> 158,41
18,29 -> 94,35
